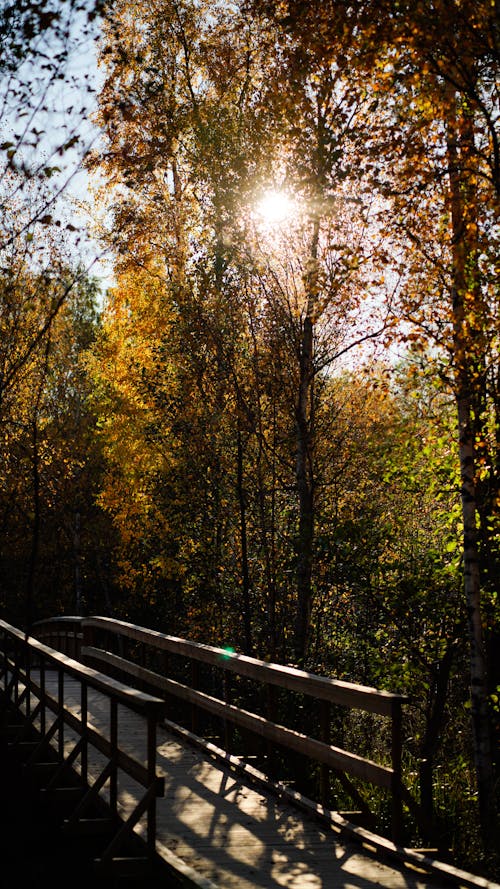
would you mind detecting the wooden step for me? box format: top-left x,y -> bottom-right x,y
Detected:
40,786 -> 85,803
94,856 -> 152,877
64,817 -> 114,836
9,738 -> 39,749
1,723 -> 26,735
27,761 -> 60,774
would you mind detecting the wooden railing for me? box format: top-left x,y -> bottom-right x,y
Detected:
32,615 -> 83,659
31,614 -> 418,844
0,618 -> 166,872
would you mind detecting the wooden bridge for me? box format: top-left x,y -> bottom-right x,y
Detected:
0,615 -> 497,889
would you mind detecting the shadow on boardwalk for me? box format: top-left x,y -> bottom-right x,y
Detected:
0,738 -> 175,889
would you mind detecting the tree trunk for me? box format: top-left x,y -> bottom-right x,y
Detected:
419,641 -> 457,828
294,218 -> 320,663
74,510 -> 82,615
294,315 -> 315,661
447,98 -> 496,851
236,423 -> 253,655
455,382 -> 495,846
25,414 -> 40,635
257,404 -> 278,658
24,342 -> 50,634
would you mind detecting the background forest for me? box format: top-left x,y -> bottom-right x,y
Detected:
0,0 -> 499,877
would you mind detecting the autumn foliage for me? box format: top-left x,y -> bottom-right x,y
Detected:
0,0 -> 499,872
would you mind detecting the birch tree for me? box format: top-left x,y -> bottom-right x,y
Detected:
254,0 -> 499,850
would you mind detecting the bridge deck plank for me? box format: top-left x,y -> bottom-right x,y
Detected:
26,672 -> 462,889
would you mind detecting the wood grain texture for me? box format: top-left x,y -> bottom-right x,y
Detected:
21,671 -> 481,889
82,617 -> 406,714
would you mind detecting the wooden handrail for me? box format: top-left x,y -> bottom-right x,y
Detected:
31,617 -> 83,659
0,618 -> 166,867
83,616 -> 407,715
31,615 -> 414,844
82,645 -> 393,787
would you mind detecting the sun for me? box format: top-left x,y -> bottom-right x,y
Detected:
256,189 -> 294,224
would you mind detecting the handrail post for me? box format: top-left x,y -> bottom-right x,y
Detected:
266,684 -> 278,777
82,619 -> 93,663
75,623 -> 82,660
74,621 -> 81,658
81,681 -> 88,785
223,671 -> 233,752
58,665 -> 64,761
1,628 -> 6,692
320,700 -> 331,806
391,699 -> 403,845
25,636 -> 31,720
0,630 -> 6,735
40,655 -> 46,737
146,710 -> 157,858
162,650 -> 170,718
191,659 -> 200,735
110,698 -> 118,816
13,638 -> 19,707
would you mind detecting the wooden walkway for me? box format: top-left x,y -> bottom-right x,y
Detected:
29,673 -> 491,889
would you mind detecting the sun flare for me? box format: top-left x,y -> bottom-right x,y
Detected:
256,190 -> 294,224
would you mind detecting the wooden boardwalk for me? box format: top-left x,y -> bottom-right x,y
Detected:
31,672 -> 491,889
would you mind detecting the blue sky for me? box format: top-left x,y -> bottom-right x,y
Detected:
0,3 -> 113,297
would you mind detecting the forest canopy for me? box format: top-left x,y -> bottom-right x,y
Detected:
0,0 -> 498,874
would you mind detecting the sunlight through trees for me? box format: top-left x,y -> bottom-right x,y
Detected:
0,0 -> 498,871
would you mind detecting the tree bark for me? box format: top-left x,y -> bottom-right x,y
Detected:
419,641 -> 456,827
25,414 -> 40,635
447,98 -> 496,851
236,423 -> 253,655
294,218 -> 320,663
